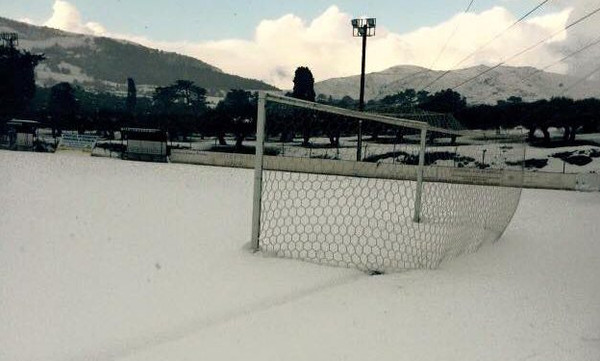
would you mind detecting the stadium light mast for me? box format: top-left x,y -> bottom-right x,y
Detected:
351,17 -> 376,161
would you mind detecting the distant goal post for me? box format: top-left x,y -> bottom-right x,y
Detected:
251,91 -> 524,272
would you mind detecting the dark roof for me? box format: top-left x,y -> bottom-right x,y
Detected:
122,127 -> 167,141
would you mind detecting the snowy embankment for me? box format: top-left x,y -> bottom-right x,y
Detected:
1,150 -> 599,361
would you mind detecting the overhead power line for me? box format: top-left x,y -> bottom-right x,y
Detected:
522,35 -> 600,81
419,0 -> 551,92
461,0 -> 551,67
451,5 -> 600,90
413,0 -> 476,91
473,34 -> 600,105
560,63 -> 600,95
428,0 -> 476,71
384,68 -> 432,89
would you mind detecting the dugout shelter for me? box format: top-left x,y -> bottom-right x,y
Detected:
121,127 -> 168,162
6,119 -> 39,151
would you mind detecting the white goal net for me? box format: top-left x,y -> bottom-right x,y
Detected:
251,92 -> 524,273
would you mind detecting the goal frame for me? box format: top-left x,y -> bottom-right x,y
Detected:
250,91 -> 524,252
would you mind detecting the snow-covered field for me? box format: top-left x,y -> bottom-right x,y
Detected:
1,150 -> 599,361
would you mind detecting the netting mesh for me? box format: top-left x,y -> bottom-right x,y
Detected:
254,94 -> 523,272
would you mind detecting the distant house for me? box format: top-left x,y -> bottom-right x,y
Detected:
121,128 -> 168,162
6,119 -> 40,151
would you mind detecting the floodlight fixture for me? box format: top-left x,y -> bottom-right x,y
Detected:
351,18 -> 376,37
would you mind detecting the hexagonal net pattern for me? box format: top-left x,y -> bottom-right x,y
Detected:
253,93 -> 523,272
259,171 -> 521,272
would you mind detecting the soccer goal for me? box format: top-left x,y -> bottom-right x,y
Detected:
251,92 -> 524,272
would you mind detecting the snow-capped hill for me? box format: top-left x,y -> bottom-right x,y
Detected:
0,17 -> 277,96
315,64 -> 600,105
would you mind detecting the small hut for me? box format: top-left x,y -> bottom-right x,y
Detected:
6,119 -> 40,151
121,128 -> 168,162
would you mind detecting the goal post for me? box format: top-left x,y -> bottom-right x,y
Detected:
250,92 -> 267,251
251,91 -> 524,272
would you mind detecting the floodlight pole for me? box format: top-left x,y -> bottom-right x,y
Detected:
352,18 -> 375,161
357,25 -> 368,161
359,25 -> 368,112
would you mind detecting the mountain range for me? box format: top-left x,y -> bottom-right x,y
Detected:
2,16 -> 599,105
0,17 -> 277,97
315,64 -> 600,105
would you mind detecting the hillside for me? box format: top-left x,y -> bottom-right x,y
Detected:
315,64 -> 600,105
0,17 -> 277,96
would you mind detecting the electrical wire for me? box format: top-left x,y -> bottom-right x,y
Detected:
522,35 -> 600,82
560,63 -> 600,95
451,5 -> 600,90
471,34 -> 600,104
414,0 -> 476,91
419,0 -> 552,92
386,68 -> 432,89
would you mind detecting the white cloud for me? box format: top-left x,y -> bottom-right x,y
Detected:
144,6 -> 571,88
44,0 -> 107,36
37,0 -> 591,88
525,8 -> 572,42
554,0 -> 600,80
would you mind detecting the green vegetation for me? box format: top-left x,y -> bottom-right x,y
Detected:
0,43 -> 44,119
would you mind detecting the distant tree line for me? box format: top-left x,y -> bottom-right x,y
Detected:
458,96 -> 600,143
312,88 -> 600,145
1,44 -> 598,149
0,41 -> 258,149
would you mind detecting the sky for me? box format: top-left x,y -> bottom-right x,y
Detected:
2,0 -> 600,88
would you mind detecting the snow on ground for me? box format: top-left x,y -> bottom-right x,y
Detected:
35,62 -> 95,85
1,150 -> 599,361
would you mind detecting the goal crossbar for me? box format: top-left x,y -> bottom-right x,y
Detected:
264,92 -> 467,136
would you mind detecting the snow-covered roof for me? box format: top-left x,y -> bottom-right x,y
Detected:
7,119 -> 40,126
121,127 -> 164,133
